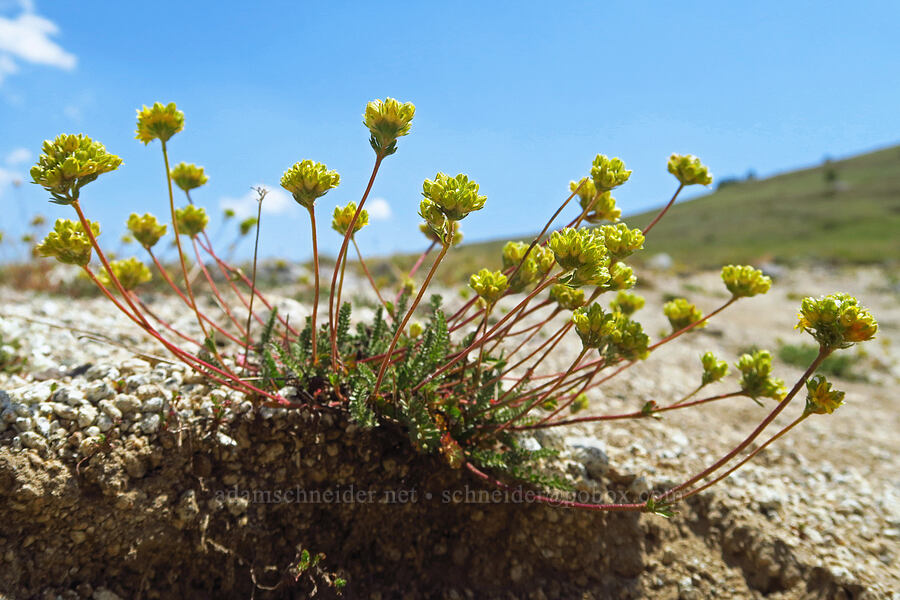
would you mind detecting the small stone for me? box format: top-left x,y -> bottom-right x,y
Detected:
175,490 -> 200,524
14,416 -> 33,433
77,405 -> 98,428
225,496 -> 249,516
565,436 -> 610,479
84,426 -> 101,438
140,413 -> 161,434
114,395 -> 141,415
93,588 -> 124,600
519,436 -> 542,452
34,416 -> 51,437
97,414 -> 114,433
142,397 -> 164,413
119,358 -> 150,374
98,400 -> 122,421
135,384 -> 161,400
20,431 -> 48,452
51,402 -> 78,421
86,381 -> 115,402
85,364 -> 119,381
70,530 -> 87,544
217,432 -> 237,448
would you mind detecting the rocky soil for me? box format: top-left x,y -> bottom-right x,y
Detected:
0,264 -> 898,599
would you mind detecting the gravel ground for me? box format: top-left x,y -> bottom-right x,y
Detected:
1,263 -> 898,598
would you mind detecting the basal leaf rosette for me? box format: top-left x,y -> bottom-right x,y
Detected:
36,218 -> 101,266
667,153 -> 712,186
31,134 -> 123,204
721,265 -> 771,298
796,293 -> 877,350
171,162 -> 208,192
174,205 -> 209,238
736,350 -> 786,401
280,160 -> 341,210
364,97 -> 415,156
332,202 -> 369,236
127,213 -> 167,249
99,257 -> 152,290
135,102 -> 184,145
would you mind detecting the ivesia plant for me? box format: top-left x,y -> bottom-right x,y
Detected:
31,99 -> 879,515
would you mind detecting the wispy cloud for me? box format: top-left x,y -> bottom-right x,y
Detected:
0,1 -> 76,85
367,197 -> 392,220
5,147 -> 31,165
219,185 -> 297,219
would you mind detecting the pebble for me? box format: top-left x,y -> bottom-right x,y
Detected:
142,397 -> 165,413
140,413 -> 161,434
20,431 -> 48,452
77,405 -> 98,428
114,395 -> 142,415
565,436 -> 610,479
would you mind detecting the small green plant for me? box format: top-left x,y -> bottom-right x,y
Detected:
30,98 -> 879,516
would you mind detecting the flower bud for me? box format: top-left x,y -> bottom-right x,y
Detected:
469,268 -> 508,306
174,205 -> 208,238
170,162 -> 208,192
663,298 -> 705,332
280,160 -> 340,210
126,213 -> 167,249
599,223 -> 644,261
736,350 -> 786,401
36,218 -> 100,266
420,221 -> 463,246
332,202 -> 368,236
422,172 -> 486,221
99,257 -> 152,290
700,351 -> 728,385
667,153 -> 712,186
550,284 -> 586,311
610,290 -> 645,316
549,228 -> 608,273
31,134 -> 122,204
804,375 -> 845,415
796,293 -> 877,349
239,217 -> 258,236
364,98 -> 415,156
135,102 -> 184,145
572,303 -> 616,349
590,154 -> 632,192
721,265 -> 771,298
570,178 -> 621,223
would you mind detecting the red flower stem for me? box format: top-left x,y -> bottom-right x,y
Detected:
642,183 -> 684,236
653,349 -> 829,504
396,240 -> 437,304
372,242 -> 450,396
330,154 -> 384,368
353,237 -> 391,313
196,233 -> 299,337
465,462 -> 643,512
148,249 -> 250,349
521,390 -> 744,430
307,205 -> 321,366
159,141 -> 218,361
191,238 -> 248,335
413,274 -> 561,394
677,413 -> 809,502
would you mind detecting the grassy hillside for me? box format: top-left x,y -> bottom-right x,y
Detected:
378,145 -> 900,283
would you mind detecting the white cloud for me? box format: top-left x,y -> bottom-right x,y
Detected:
0,4 -> 77,86
5,147 -> 30,165
0,165 -> 23,197
367,197 -> 392,220
219,185 -> 297,219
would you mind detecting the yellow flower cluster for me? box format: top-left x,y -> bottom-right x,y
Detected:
796,293 -> 877,349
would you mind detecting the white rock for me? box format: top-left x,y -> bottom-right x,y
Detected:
519,436 -> 542,452
85,364 -> 120,381
217,432 -> 237,447
13,417 -> 33,433
142,397 -> 164,413
564,436 -> 610,479
20,431 -> 48,452
140,413 -> 161,434
86,382 -> 115,402
97,413 -> 114,433
77,405 -> 98,428
98,400 -> 122,421
84,425 -> 101,438
33,416 -> 51,437
51,402 -> 78,421
114,395 -> 141,415
93,587 -> 125,600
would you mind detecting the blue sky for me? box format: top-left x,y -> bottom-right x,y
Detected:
2,0 -> 899,261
